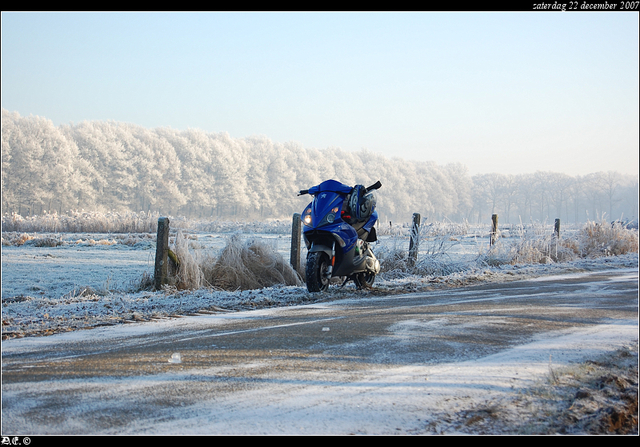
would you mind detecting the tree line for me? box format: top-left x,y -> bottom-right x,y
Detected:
2,109 -> 638,225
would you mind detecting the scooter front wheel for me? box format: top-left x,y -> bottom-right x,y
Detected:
354,271 -> 376,289
306,252 -> 331,292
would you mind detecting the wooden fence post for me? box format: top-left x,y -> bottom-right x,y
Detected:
490,214 -> 499,247
554,218 -> 561,238
408,213 -> 421,267
154,217 -> 170,290
290,213 -> 302,273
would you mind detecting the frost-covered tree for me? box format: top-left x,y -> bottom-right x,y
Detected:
64,121 -> 134,212
444,163 -> 473,222
2,110 -> 82,215
471,173 -> 505,222
158,128 -> 215,217
2,109 -> 637,224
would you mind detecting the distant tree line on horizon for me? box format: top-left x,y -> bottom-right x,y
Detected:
2,109 -> 638,226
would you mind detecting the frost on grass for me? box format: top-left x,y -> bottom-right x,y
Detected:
1,215 -> 637,339
169,231 -> 302,292
171,229 -> 206,290
370,218 -> 638,293
1,210 -> 292,235
449,343 -> 639,435
1,210 -> 160,234
374,235 -> 467,279
476,219 -> 638,268
578,220 -> 639,258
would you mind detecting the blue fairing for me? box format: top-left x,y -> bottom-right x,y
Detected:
306,220 -> 359,252
302,179 -> 378,254
363,210 -> 378,232
308,179 -> 353,196
302,180 -> 358,252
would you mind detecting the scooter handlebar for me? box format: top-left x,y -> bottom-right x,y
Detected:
298,181 -> 380,196
366,181 -> 382,192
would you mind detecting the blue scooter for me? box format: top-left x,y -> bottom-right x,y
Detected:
298,179 -> 382,292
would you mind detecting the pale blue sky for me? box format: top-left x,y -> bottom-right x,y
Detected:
2,11 -> 638,176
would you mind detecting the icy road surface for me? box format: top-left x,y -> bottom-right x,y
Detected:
2,268 -> 637,435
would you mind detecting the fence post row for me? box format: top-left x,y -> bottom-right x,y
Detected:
290,213 -> 302,274
489,215 -> 561,246
157,213 -> 566,290
154,217 -> 170,290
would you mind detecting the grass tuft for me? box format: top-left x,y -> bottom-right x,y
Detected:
168,233 -> 302,291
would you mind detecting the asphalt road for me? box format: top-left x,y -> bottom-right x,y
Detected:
2,268 -> 638,435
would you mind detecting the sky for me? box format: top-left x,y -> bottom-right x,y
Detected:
1,11 -> 638,177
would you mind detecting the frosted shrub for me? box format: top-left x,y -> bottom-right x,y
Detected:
166,233 -> 302,291
1,213 -> 27,233
1,210 -> 161,234
171,230 -> 205,290
205,234 -> 302,291
374,235 -> 466,278
413,237 -> 467,276
2,232 -> 65,247
476,241 -> 511,267
480,236 -> 578,266
374,239 -> 410,278
376,222 -> 410,237
189,219 -> 291,234
476,219 -> 638,267
24,236 -> 63,247
422,220 -> 470,237
377,220 -> 470,238
578,220 -> 639,258
116,233 -> 156,247
1,233 -> 35,246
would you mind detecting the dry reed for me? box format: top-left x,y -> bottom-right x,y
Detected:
578,220 -> 639,258
205,235 -> 302,290
170,232 -> 302,291
479,219 -> 638,266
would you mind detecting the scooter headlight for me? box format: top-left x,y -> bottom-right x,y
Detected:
303,207 -> 312,226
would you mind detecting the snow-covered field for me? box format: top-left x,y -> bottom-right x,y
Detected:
0,230 -> 480,298
1,231 -> 286,299
1,223 -> 637,340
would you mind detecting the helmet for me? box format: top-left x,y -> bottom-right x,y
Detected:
348,185 -> 376,221
359,192 -> 376,219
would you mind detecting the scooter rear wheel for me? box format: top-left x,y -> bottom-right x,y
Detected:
306,252 -> 330,292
